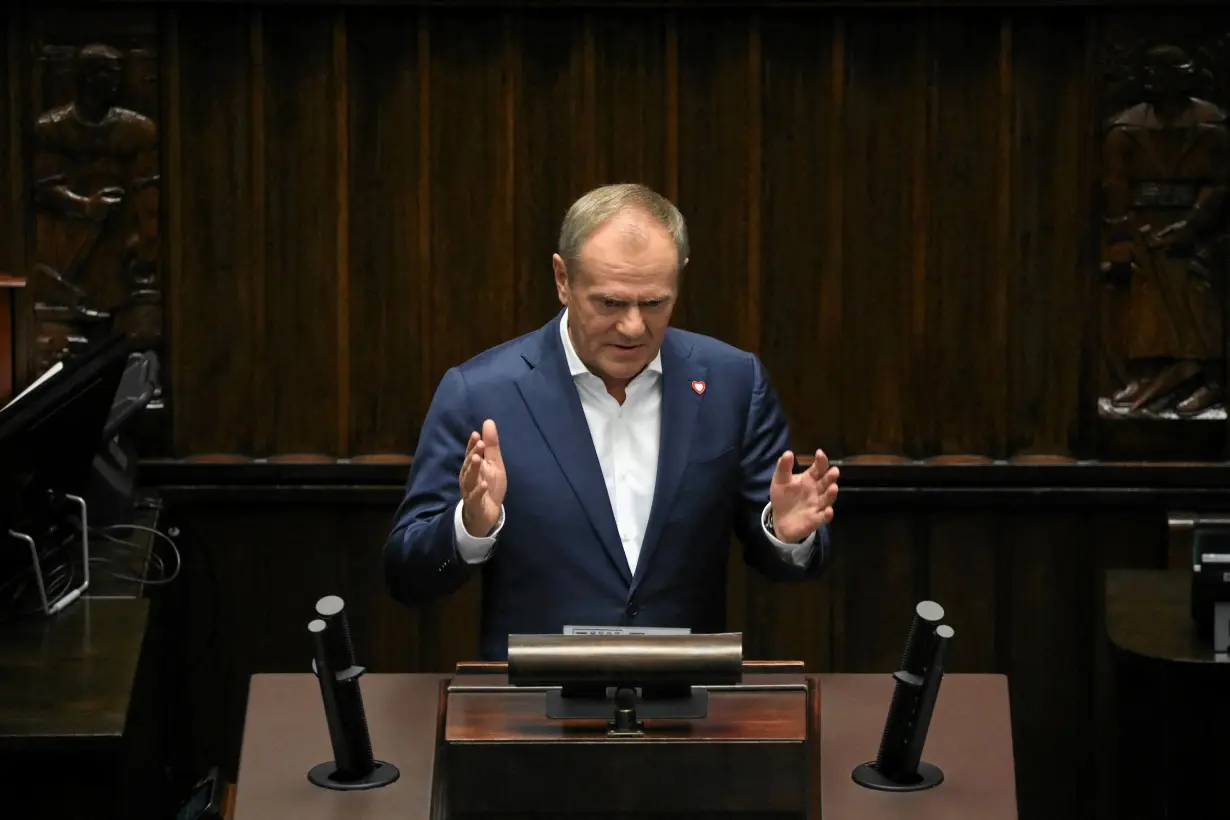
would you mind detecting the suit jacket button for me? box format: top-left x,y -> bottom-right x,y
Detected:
626,604 -> 638,617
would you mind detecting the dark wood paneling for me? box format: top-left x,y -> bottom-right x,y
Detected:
926,12 -> 1007,456
674,11 -> 758,349
1006,11 -> 1095,456
838,13 -> 925,455
4,4 -> 1224,462
759,12 -> 841,455
263,11 -> 345,455
346,8 -> 426,454
164,8 -> 262,455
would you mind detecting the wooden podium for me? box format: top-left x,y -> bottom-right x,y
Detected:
1106,569 -> 1230,820
443,660 -> 812,818
231,666 -> 1017,820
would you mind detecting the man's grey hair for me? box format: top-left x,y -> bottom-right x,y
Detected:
557,183 -> 689,278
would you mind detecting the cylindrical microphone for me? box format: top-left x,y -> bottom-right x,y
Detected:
315,595 -> 356,671
309,618 -> 375,780
873,667 -> 919,778
899,601 -> 945,677
901,624 -> 954,774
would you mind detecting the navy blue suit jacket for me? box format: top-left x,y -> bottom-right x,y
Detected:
384,314 -> 831,661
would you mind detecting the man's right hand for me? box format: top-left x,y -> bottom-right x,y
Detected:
459,419 -> 506,538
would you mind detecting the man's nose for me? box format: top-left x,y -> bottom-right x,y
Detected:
617,307 -> 645,337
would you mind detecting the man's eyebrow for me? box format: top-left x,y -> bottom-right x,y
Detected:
591,294 -> 669,302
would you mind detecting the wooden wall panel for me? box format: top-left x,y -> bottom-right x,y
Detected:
5,4 -> 1224,461
164,9 -> 262,454
837,15 -> 926,456
513,12 -> 596,328
427,12 -> 519,400
926,13 -> 1007,456
674,11 -> 759,350
592,14 -> 672,197
344,8 -> 425,454
346,9 -> 428,455
263,13 -> 345,455
1006,13 -> 1095,456
760,13 -> 842,454
0,14 -> 13,282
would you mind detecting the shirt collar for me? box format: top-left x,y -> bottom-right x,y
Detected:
560,308 -> 663,380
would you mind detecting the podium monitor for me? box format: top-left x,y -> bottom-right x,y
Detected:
0,334 -> 131,613
0,333 -> 131,525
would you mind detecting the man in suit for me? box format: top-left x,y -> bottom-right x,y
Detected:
384,183 -> 840,661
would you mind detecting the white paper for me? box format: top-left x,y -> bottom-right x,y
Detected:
562,625 -> 692,636
1,361 -> 64,413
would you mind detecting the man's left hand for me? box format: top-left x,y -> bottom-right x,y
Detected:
769,449 -> 840,543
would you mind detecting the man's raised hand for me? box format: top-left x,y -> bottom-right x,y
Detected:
768,449 -> 840,544
459,419 -> 506,538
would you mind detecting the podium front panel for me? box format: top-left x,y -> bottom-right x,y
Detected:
443,672 -> 811,818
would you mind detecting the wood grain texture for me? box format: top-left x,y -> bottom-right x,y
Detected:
4,5 -> 1222,462
445,691 -> 807,742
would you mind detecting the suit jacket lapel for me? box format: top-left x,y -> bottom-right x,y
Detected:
516,319 -> 632,585
633,332 -> 707,589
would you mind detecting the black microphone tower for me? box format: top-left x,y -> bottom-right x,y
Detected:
307,594 -> 400,790
852,600 -> 954,792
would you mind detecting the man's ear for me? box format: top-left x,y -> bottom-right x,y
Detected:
552,253 -> 569,305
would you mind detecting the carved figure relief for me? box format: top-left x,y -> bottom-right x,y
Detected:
1098,41 -> 1230,421
30,42 -> 162,374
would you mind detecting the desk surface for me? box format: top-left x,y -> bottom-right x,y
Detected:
820,673 -> 1016,819
0,597 -> 149,751
233,672 -> 1016,820
235,673 -> 445,820
1105,568 -> 1225,664
0,501 -> 161,751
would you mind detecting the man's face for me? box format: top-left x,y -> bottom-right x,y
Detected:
553,211 -> 682,389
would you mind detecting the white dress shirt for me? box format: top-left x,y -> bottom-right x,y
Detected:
452,312 -> 817,571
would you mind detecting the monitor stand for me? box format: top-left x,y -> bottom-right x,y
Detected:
5,492 -> 92,616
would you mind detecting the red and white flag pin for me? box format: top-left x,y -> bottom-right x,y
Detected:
691,380 -> 706,395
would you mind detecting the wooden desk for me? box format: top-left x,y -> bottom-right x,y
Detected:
0,501 -> 168,819
0,598 -> 149,751
232,672 -> 1017,820
1105,569 -> 1230,820
0,274 -> 24,405
819,673 -> 1017,819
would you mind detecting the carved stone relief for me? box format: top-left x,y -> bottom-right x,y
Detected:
29,41 -> 162,382
1098,37 -> 1230,421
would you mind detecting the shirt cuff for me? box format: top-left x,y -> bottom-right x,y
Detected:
453,500 -> 504,564
761,501 -> 816,569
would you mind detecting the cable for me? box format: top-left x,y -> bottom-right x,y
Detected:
0,517 -> 182,623
88,522 -> 181,585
